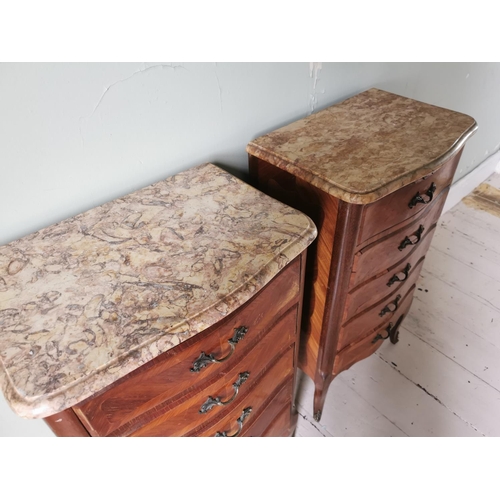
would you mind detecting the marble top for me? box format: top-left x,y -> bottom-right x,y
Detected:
0,163 -> 316,418
247,88 -> 477,204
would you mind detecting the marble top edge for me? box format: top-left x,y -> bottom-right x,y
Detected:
0,163 -> 317,418
247,88 -> 478,204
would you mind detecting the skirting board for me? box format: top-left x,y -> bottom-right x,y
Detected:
443,150 -> 500,213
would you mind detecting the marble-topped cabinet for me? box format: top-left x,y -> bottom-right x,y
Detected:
0,163 -> 316,436
247,88 -> 477,421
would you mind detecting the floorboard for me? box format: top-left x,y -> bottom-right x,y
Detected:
295,370 -> 408,437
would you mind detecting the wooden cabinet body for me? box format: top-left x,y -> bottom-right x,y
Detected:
45,253 -> 306,437
247,89 -> 477,420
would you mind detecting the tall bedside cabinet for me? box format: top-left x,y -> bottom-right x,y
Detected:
0,163 -> 316,436
247,88 -> 477,421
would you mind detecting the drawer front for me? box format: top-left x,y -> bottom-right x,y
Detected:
186,347 -> 294,437
74,258 -> 300,436
339,279 -> 418,350
260,403 -> 293,437
333,289 -> 414,377
344,225 -> 433,322
358,152 -> 459,245
350,187 -> 447,289
242,381 -> 293,437
125,307 -> 297,437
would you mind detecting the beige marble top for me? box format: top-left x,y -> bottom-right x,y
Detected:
0,163 -> 316,418
247,88 -> 477,204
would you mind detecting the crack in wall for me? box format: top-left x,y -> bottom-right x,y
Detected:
90,63 -> 187,117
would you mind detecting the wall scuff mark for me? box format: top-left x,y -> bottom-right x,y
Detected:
78,116 -> 85,151
213,63 -> 223,114
308,62 -> 322,115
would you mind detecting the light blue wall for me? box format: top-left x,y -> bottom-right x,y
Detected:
412,63 -> 500,180
2,63 -> 499,247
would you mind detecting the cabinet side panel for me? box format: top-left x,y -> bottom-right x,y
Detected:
249,156 -> 338,380
312,201 -> 364,418
44,408 -> 90,437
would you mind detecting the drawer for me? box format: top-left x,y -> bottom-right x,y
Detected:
74,258 -> 300,436
188,347 -> 294,437
125,307 -> 297,436
350,187 -> 447,289
333,289 -> 414,377
339,281 -> 417,350
260,404 -> 293,437
358,152 -> 460,245
242,381 -> 293,437
344,226 -> 433,322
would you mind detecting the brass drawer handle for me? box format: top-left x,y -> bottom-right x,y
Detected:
215,407 -> 252,437
398,225 -> 424,251
372,324 -> 392,343
199,371 -> 250,414
409,182 -> 436,209
379,294 -> 401,317
190,326 -> 249,372
387,263 -> 411,287
372,323 -> 400,345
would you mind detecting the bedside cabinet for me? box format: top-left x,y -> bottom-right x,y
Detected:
247,88 -> 477,421
0,163 -> 316,436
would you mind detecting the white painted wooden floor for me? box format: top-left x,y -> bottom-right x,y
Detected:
295,172 -> 500,437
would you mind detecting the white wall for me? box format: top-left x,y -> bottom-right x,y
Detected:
1,62 -> 499,436
412,63 -> 500,181
3,62 -> 499,249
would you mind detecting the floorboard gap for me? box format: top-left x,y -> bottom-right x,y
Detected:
401,326 -> 500,393
296,408 -> 328,437
377,355 -> 486,436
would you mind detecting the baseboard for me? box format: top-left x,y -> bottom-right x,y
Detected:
443,150 -> 500,213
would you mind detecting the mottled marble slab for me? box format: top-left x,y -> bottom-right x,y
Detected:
247,88 -> 477,204
0,163 -> 317,418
